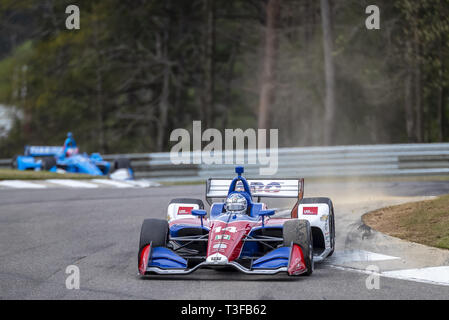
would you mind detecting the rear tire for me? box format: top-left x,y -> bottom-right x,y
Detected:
11,155 -> 18,169
138,219 -> 169,262
41,157 -> 57,171
114,157 -> 131,170
283,219 -> 314,276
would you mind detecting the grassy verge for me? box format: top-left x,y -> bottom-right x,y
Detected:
363,194 -> 449,250
0,169 -> 103,180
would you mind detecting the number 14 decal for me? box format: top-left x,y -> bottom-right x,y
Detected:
214,226 -> 237,233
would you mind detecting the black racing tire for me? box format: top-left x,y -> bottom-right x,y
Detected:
114,157 -> 131,170
299,197 -> 336,256
169,198 -> 205,209
41,157 -> 57,171
11,155 -> 18,169
138,219 -> 169,262
96,163 -> 109,175
283,219 -> 314,276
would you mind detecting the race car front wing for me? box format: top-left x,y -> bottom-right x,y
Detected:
139,242 -> 309,276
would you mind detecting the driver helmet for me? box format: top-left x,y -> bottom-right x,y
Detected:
225,193 -> 247,215
65,132 -> 76,147
66,147 -> 79,157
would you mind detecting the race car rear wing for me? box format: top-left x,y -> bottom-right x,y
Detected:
206,178 -> 304,218
24,146 -> 63,157
206,178 -> 304,209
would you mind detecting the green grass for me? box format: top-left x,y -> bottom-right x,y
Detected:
364,194 -> 449,250
401,195 -> 449,249
0,169 -> 104,180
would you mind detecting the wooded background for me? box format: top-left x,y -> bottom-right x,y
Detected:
0,0 -> 448,157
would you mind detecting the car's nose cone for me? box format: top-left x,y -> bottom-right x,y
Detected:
206,253 -> 229,265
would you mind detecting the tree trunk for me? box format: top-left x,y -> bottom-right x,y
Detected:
224,41 -> 239,129
443,89 -> 448,141
93,16 -> 105,153
414,40 -> 422,142
437,80 -> 442,143
257,0 -> 280,130
320,0 -> 337,145
202,0 -> 215,128
404,40 -> 415,142
95,66 -> 105,153
437,36 -> 445,142
157,28 -> 170,152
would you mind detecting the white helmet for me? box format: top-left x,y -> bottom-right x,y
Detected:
225,193 -> 247,214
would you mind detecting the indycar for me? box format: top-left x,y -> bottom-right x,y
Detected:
138,166 -> 335,276
12,132 -> 133,178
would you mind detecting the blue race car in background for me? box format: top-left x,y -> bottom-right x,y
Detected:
12,132 -> 134,178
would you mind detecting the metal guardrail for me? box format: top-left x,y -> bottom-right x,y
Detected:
102,143 -> 449,181
0,159 -> 11,168
2,143 -> 449,181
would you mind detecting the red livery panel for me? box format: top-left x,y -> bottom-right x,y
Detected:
177,206 -> 194,215
303,206 -> 318,215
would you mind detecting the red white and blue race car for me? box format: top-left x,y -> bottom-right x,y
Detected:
138,166 -> 335,276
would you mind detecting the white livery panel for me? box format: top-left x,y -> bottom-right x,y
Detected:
167,202 -> 201,221
297,203 -> 332,259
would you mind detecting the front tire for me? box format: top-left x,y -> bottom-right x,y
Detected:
138,219 -> 169,262
283,219 -> 314,276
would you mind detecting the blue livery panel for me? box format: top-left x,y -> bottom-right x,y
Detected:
252,247 -> 290,269
149,247 -> 188,269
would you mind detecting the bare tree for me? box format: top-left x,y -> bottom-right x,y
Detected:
404,39 -> 416,142
414,37 -> 422,142
156,29 -> 170,152
257,0 -> 280,130
93,13 -> 105,153
200,0 -> 215,128
320,0 -> 336,145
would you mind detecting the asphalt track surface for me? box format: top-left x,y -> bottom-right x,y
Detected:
1,180 -> 449,300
